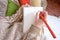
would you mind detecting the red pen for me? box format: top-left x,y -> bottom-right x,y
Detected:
39,12 -> 56,38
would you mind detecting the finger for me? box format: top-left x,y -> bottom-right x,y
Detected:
39,11 -> 44,19
25,4 -> 30,7
36,11 -> 40,20
36,12 -> 38,20
40,11 -> 48,19
22,4 -> 30,7
43,11 -> 48,19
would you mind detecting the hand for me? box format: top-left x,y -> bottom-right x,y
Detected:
34,11 -> 48,28
21,3 -> 30,7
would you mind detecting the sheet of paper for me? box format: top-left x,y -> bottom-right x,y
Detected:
23,7 -> 43,33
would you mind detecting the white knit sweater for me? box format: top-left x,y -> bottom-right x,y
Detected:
0,0 -> 47,40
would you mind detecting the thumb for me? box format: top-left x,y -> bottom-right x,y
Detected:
43,11 -> 48,19
36,11 -> 40,20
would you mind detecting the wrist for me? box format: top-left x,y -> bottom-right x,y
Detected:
33,23 -> 43,29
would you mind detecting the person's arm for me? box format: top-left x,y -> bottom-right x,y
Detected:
22,25 -> 41,40
21,11 -> 47,40
6,7 -> 22,24
6,0 -> 30,24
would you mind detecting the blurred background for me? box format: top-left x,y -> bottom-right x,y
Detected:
46,0 -> 60,17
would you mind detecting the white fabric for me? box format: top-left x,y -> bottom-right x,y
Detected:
0,0 -> 8,17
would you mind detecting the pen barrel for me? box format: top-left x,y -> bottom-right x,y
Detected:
39,14 -> 56,38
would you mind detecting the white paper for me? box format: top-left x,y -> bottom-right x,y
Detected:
23,7 -> 43,33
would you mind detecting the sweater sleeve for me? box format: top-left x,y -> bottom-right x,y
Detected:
21,25 -> 42,40
6,7 -> 23,24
